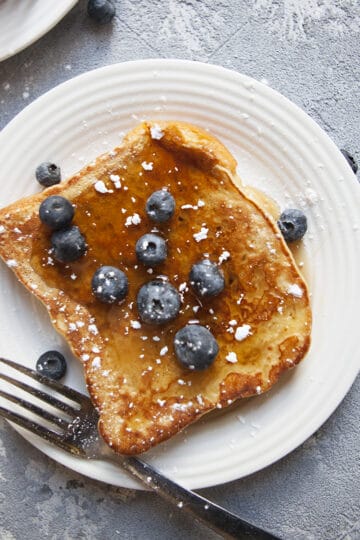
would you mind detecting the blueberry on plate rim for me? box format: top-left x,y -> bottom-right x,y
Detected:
87,0 -> 115,24
36,350 -> 67,380
277,208 -> 307,243
340,149 -> 358,175
39,195 -> 74,230
92,265 -> 129,303
146,190 -> 175,223
189,259 -> 225,297
135,233 -> 167,266
137,280 -> 181,325
174,324 -> 219,371
51,225 -> 87,263
35,162 -> 61,187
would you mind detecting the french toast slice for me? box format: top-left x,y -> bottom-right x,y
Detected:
0,121 -> 311,454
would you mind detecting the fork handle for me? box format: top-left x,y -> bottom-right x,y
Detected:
120,456 -> 280,540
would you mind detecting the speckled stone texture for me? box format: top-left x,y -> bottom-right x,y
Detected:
0,1 -> 359,539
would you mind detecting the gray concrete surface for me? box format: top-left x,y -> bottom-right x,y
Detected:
0,1 -> 359,539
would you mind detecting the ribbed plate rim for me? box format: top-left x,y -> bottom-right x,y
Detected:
0,59 -> 359,490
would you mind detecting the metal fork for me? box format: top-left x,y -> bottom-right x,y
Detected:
0,357 -> 280,540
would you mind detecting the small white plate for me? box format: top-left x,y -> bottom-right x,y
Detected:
0,60 -> 359,490
0,0 -> 77,62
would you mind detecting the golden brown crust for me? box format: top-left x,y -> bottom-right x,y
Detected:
152,121 -> 238,180
0,121 -> 311,455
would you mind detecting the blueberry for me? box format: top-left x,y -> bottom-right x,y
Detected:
146,190 -> 175,223
51,226 -> 87,263
340,149 -> 358,174
278,209 -> 307,242
174,325 -> 219,371
39,195 -> 74,230
36,350 -> 67,380
189,259 -> 225,297
35,162 -> 61,187
87,0 -> 115,23
135,233 -> 167,266
137,280 -> 180,325
91,265 -> 128,304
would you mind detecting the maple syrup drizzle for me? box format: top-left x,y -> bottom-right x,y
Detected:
30,138 -> 309,411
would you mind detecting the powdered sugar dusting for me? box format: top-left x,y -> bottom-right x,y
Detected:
88,324 -> 99,335
141,161 -> 153,171
125,213 -> 141,227
172,402 -> 193,412
287,284 -> 304,298
92,357 -> 101,369
150,124 -> 164,140
193,227 -> 208,242
94,180 -> 113,194
157,398 -> 166,407
109,174 -> 121,189
226,352 -> 238,363
219,250 -> 230,264
130,320 -> 141,329
253,0 -> 359,41
158,0 -> 226,56
235,324 -> 252,342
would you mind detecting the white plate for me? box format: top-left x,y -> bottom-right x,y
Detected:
0,0 -> 77,62
0,60 -> 359,490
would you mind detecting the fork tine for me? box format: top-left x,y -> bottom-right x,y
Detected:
0,388 -> 68,428
0,357 -> 89,404
0,405 -> 84,456
0,372 -> 78,416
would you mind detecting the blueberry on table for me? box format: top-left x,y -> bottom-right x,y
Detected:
146,190 -> 175,223
189,259 -> 225,297
51,226 -> 87,263
278,209 -> 307,242
35,162 -> 61,187
137,280 -> 180,324
340,149 -> 358,175
135,233 -> 167,266
87,0 -> 115,23
39,195 -> 74,230
36,350 -> 67,380
92,265 -> 128,303
174,325 -> 219,371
